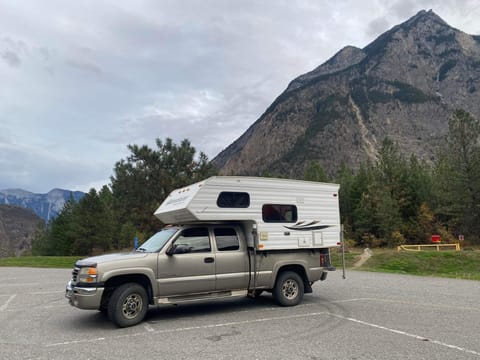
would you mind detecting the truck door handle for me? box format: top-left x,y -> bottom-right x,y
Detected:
204,257 -> 214,263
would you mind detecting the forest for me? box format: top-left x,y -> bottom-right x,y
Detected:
32,109 -> 480,256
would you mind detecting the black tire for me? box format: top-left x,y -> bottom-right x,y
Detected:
272,271 -> 304,306
107,283 -> 148,327
98,306 -> 108,315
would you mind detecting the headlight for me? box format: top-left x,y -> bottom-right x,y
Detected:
78,266 -> 98,283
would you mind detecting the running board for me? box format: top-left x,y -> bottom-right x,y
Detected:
157,290 -> 248,304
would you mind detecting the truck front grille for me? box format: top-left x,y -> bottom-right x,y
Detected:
72,267 -> 80,283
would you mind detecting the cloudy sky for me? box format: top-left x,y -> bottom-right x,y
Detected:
1,0 -> 479,193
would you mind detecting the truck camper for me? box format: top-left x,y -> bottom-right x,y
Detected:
66,176 -> 341,327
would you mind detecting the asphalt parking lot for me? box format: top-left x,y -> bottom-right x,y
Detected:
1,267 -> 479,359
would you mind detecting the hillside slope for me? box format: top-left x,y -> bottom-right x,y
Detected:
0,205 -> 44,257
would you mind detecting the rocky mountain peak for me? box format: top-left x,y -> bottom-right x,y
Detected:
0,188 -> 85,223
213,10 -> 480,179
401,9 -> 448,28
287,46 -> 366,92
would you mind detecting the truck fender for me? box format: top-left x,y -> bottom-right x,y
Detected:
101,268 -> 156,299
269,260 -> 309,289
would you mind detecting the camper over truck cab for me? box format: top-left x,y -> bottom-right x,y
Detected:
154,176 -> 341,251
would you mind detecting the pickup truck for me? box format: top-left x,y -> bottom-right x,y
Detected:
66,222 -> 333,327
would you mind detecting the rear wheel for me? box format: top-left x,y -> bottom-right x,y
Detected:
107,283 -> 148,327
273,271 -> 304,306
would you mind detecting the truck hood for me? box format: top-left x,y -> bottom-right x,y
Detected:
76,252 -> 148,266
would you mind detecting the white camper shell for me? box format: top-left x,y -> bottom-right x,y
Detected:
154,176 -> 341,251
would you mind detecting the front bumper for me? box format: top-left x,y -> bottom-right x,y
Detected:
65,280 -> 104,310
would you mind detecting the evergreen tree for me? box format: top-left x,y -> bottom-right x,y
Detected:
400,155 -> 436,243
31,198 -> 76,255
110,138 -> 217,236
336,163 -> 355,234
343,138 -> 438,246
71,188 -> 113,255
435,109 -> 480,243
118,222 -> 137,249
304,161 -> 329,182
346,163 -> 374,242
98,185 -> 118,248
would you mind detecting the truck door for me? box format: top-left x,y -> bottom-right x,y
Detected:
157,226 -> 216,296
213,226 -> 249,291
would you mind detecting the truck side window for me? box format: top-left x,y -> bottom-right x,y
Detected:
174,227 -> 211,253
262,204 -> 298,223
217,192 -> 250,208
214,228 -> 240,251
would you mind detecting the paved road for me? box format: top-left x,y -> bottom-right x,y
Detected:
0,267 -> 479,359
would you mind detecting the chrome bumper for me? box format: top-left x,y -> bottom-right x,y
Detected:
65,280 -> 104,310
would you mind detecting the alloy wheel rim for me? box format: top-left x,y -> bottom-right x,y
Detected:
282,279 -> 298,299
122,293 -> 143,319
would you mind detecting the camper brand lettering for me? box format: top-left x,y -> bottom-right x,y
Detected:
165,196 -> 189,206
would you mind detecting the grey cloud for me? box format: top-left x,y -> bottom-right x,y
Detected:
1,36 -> 27,52
0,140 -> 112,193
1,50 -> 21,67
388,0 -> 480,32
0,36 -> 28,66
391,0 -> 418,19
367,17 -> 391,38
66,58 -> 103,76
97,79 -> 271,160
37,46 -> 52,62
1,36 -> 56,69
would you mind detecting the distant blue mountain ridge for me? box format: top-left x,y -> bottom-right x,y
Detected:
0,188 -> 85,223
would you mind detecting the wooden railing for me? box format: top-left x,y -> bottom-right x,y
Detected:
397,243 -> 461,252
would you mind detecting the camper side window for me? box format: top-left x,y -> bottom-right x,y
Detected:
217,192 -> 250,208
173,227 -> 211,253
214,228 -> 240,251
262,204 -> 298,223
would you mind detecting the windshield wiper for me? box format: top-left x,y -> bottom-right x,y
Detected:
136,247 -> 147,252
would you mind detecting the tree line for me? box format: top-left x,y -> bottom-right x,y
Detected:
32,139 -> 216,256
32,109 -> 480,256
314,109 -> 480,247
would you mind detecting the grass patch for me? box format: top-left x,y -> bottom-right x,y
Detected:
330,248 -> 364,269
0,256 -> 81,268
358,249 -> 480,280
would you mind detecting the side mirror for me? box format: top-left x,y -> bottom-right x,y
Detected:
166,244 -> 190,255
166,244 -> 176,256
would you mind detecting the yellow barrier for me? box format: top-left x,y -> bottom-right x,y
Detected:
397,243 -> 461,252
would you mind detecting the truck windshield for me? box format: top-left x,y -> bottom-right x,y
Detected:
136,227 -> 178,252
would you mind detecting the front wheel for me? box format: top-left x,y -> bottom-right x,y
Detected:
272,271 -> 304,306
107,283 -> 148,327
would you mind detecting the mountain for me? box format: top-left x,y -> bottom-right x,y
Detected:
0,205 -> 44,257
213,10 -> 480,178
0,188 -> 85,223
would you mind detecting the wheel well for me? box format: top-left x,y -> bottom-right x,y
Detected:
102,274 -> 153,306
276,265 -> 312,293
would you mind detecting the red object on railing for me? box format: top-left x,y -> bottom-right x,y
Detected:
431,235 -> 441,243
